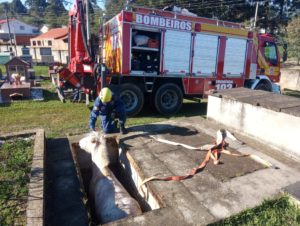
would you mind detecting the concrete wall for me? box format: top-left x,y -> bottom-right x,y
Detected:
207,88 -> 300,160
280,68 -> 300,91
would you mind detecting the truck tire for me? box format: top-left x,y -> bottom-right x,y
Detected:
120,83 -> 144,116
255,82 -> 272,91
154,83 -> 183,115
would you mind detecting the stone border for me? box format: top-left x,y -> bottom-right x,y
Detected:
0,129 -> 45,226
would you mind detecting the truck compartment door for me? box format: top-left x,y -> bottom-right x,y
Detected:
223,38 -> 247,78
192,34 -> 218,77
163,30 -> 191,75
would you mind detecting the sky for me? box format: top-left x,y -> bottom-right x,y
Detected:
0,0 -> 104,10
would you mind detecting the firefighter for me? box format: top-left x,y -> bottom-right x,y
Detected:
89,87 -> 127,134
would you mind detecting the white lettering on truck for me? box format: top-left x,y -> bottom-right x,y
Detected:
215,80 -> 233,90
150,17 -> 159,26
135,13 -> 192,31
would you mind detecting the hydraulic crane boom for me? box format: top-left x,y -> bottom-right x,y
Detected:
57,0 -> 95,99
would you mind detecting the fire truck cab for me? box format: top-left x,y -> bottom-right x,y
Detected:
102,7 -> 281,116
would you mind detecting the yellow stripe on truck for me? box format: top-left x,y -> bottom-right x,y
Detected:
201,24 -> 248,37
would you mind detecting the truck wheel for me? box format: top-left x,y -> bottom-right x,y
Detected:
155,83 -> 183,115
255,82 -> 271,91
120,83 -> 144,116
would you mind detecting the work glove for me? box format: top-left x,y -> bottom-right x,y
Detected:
119,122 -> 127,135
111,112 -> 116,120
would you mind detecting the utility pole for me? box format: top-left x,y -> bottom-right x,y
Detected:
125,0 -> 130,10
4,3 -> 16,56
13,25 -> 18,56
253,1 -> 259,29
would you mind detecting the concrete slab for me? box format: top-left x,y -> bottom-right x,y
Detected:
281,106 -> 300,117
212,88 -> 269,100
0,82 -> 31,102
213,87 -> 300,113
284,181 -> 300,202
239,93 -> 300,112
207,91 -> 300,159
57,117 -> 300,226
115,117 -> 300,224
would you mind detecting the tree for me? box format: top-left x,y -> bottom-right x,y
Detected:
286,16 -> 300,65
105,0 -> 124,19
10,0 -> 27,14
25,0 -> 47,16
44,0 -> 67,28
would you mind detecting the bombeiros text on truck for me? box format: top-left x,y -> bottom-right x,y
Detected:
56,1 -> 286,116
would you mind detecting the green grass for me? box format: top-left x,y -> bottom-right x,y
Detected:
0,138 -> 34,226
33,65 -> 49,77
0,96 -> 91,138
0,92 -> 206,138
0,62 -> 207,137
0,64 -> 5,75
0,64 -> 48,77
210,195 -> 300,226
283,89 -> 300,98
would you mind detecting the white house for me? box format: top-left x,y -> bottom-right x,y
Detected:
0,19 -> 39,61
0,19 -> 39,35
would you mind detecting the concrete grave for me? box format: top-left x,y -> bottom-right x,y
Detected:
63,117 -> 300,225
207,88 -> 300,160
0,129 -> 45,226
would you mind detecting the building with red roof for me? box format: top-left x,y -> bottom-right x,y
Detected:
30,28 -> 68,64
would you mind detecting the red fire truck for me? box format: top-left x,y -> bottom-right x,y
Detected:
58,2 -> 283,116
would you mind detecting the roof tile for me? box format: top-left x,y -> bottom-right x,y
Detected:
33,28 -> 68,40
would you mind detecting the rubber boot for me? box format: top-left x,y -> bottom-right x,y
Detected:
120,123 -> 127,135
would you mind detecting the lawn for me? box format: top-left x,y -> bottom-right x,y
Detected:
283,89 -> 300,98
0,64 -> 207,138
0,90 -> 207,138
210,195 -> 300,226
0,65 -> 49,78
0,138 -> 34,225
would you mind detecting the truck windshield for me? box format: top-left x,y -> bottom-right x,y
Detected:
264,42 -> 278,66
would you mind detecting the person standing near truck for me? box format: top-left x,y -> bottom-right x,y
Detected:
89,87 -> 127,134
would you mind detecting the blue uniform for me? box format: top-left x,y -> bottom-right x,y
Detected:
89,94 -> 126,133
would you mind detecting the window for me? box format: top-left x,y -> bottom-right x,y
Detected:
223,37 -> 247,77
9,66 -> 17,73
40,48 -> 52,56
48,40 -> 52,46
22,47 -> 30,55
17,66 -> 25,76
32,29 -> 39,33
264,42 -> 278,66
32,41 -> 36,46
164,30 -> 191,75
37,41 -> 41,46
193,34 -> 218,76
20,25 -> 25,30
